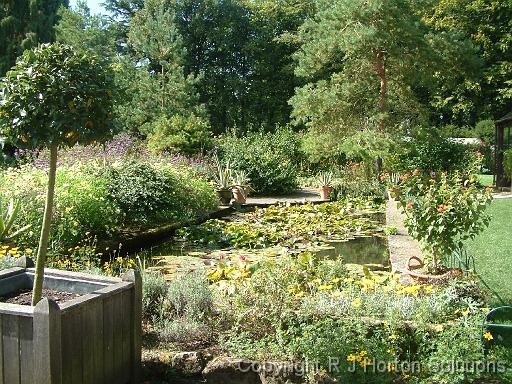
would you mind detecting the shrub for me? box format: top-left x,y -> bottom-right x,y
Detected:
389,130 -> 475,174
391,154 -> 493,272
149,270 -> 215,345
105,159 -> 217,223
331,162 -> 385,201
219,254 -> 505,384
215,126 -> 302,195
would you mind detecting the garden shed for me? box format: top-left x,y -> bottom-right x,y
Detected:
494,111 -> 512,188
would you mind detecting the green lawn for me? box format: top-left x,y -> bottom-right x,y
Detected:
465,197 -> 512,306
477,173 -> 494,187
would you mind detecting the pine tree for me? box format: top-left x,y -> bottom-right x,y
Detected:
0,0 -> 68,76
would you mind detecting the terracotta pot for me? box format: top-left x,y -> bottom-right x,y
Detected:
406,256 -> 462,282
320,186 -> 333,200
232,188 -> 246,204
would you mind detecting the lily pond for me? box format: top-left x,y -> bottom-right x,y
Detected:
140,199 -> 390,280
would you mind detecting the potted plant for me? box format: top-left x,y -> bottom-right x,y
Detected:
0,43 -> 142,383
208,154 -> 235,205
231,170 -> 252,204
317,171 -> 334,200
0,194 -> 31,246
391,156 -> 493,276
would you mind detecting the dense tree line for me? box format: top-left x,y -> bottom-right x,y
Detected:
0,0 -> 68,75
1,0 -> 512,157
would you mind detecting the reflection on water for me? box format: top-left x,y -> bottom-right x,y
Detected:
311,235 -> 389,266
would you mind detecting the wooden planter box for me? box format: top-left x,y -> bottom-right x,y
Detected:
0,257 -> 142,384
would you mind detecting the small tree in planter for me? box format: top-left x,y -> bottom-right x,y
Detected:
0,43 -> 118,305
391,154 -> 493,274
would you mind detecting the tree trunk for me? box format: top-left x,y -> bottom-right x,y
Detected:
32,144 -> 58,306
372,46 -> 387,176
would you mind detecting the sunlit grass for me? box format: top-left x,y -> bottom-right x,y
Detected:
465,197 -> 512,306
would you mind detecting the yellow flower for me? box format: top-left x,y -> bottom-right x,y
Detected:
480,307 -> 490,312
25,248 -> 33,254
331,278 -> 341,284
483,332 -> 493,341
462,310 -> 470,316
116,256 -> 123,263
347,354 -> 356,361
435,324 -> 444,332
360,350 -> 367,356
344,277 -> 354,283
389,334 -> 397,339
355,355 -> 362,362
318,284 -> 333,290
352,299 -> 362,307
386,349 -> 391,353
383,321 -> 389,327
331,292 -> 341,298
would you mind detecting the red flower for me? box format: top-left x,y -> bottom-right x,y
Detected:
406,203 -> 413,209
239,255 -> 246,261
413,169 -> 419,176
477,152 -> 482,157
380,175 -> 386,181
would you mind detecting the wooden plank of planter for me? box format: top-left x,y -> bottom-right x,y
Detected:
19,315 -> 34,383
120,288 -> 131,384
103,293 -> 115,384
124,270 -> 142,384
81,298 -> 101,384
62,308 -> 83,384
112,288 -> 123,383
34,298 -> 62,384
3,314 -> 20,384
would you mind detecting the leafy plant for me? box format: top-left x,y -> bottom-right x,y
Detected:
215,126 -> 302,195
393,154 -> 493,272
207,153 -> 235,191
0,42 -> 118,305
0,195 -> 31,243
316,171 -> 333,187
502,149 -> 512,187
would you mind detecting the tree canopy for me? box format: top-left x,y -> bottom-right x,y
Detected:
0,0 -> 68,76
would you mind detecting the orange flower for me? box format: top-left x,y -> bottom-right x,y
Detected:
406,203 -> 413,209
413,169 -> 419,175
477,152 -> 482,157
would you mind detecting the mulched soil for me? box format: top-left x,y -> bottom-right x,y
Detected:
0,288 -> 82,305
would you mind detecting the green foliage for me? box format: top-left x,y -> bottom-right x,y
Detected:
105,159 -> 217,223
0,43 -> 118,150
329,162 -> 385,202
215,126 -> 302,195
389,130 -> 477,174
176,201 -> 383,250
155,270 -> 215,345
0,0 -> 66,76
0,195 -> 31,243
502,150 -> 512,183
56,0 -> 116,59
474,119 -> 496,146
220,254 -> 501,383
393,156 -> 493,270
148,114 -> 211,156
0,163 -> 124,251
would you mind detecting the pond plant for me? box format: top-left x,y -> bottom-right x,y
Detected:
0,43 -> 118,305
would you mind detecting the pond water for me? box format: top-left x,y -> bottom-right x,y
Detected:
140,230 -> 389,279
135,203 -> 390,278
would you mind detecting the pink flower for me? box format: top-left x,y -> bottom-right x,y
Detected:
219,254 -> 225,260
239,255 -> 246,261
